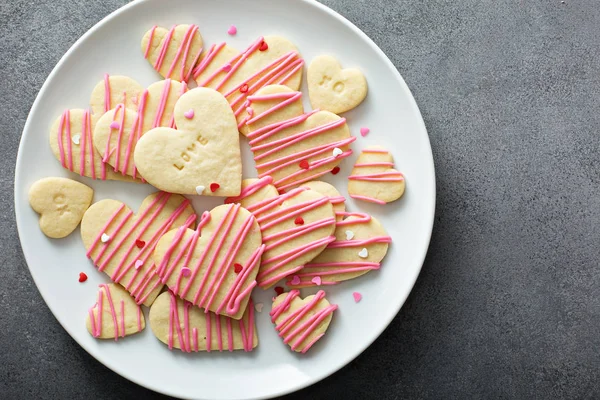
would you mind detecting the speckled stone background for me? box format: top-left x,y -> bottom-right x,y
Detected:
2,0 -> 599,399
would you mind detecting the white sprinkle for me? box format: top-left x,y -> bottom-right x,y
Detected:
358,248 -> 368,258
345,230 -> 355,240
71,134 -> 81,145
332,147 -> 343,157
195,185 -> 205,195
255,303 -> 264,313
101,233 -> 110,243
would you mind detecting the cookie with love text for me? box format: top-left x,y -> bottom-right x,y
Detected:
270,290 -> 337,353
307,55 -> 368,114
28,177 -> 93,239
193,36 -> 304,134
153,203 -> 264,320
86,283 -> 145,340
149,291 -> 257,352
81,192 -> 196,306
348,146 -> 405,204
245,85 -> 355,191
226,177 -> 336,288
142,24 -> 204,81
134,87 -> 242,196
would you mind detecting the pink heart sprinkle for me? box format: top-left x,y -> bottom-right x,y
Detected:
311,276 -> 322,286
227,25 -> 237,35
246,107 -> 254,117
184,109 -> 194,119
291,275 -> 301,285
222,63 -> 232,72
134,260 -> 143,270
360,127 -> 370,137
109,121 -> 120,129
353,292 -> 362,303
181,267 -> 192,277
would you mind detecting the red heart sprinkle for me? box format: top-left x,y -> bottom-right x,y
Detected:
78,272 -> 88,283
278,189 -> 286,194
259,41 -> 268,51
299,160 -> 309,170
210,183 -> 220,192
294,217 -> 304,225
274,286 -> 284,296
331,166 -> 341,175
240,83 -> 249,93
135,239 -> 145,248
234,263 -> 243,274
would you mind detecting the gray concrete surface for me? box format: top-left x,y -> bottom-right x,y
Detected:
2,0 -> 599,398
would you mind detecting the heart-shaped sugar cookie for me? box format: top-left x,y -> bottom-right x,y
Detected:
149,291 -> 257,352
142,24 -> 204,82
93,79 -> 188,179
286,212 -> 391,287
153,203 -> 264,320
307,55 -> 368,114
86,283 -> 145,340
134,87 -> 242,196
192,36 -> 304,134
245,85 -> 356,191
28,177 -> 93,239
348,146 -> 406,204
89,74 -> 143,120
226,177 -> 336,288
299,180 -> 346,222
270,290 -> 337,353
81,192 -> 196,306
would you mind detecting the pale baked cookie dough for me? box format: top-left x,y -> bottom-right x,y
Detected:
348,146 -> 406,204
153,203 -> 263,320
134,87 -> 242,196
299,180 -> 346,222
86,283 -> 145,340
142,24 -> 204,81
80,192 -> 196,306
307,55 -> 367,114
245,85 -> 355,191
225,177 -> 336,288
89,74 -> 143,121
28,177 -> 93,239
270,290 -> 337,353
149,291 -> 258,352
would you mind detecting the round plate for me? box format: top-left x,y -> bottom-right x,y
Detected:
14,0 -> 435,399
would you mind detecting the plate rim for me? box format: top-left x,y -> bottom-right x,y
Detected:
14,0 -> 436,398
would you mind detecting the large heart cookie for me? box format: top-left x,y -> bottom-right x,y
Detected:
81,192 -> 196,306
287,212 -> 391,287
134,87 -> 242,196
226,177 -> 336,288
153,203 -> 264,320
28,177 -> 93,238
142,24 -> 204,82
307,55 -> 368,114
192,36 -> 304,134
348,146 -> 406,204
245,85 -> 356,191
149,291 -> 257,352
89,74 -> 143,120
270,290 -> 337,353
86,283 -> 145,340
93,79 -> 188,179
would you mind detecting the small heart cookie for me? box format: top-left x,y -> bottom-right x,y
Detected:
134,87 -> 242,196
193,36 -> 304,133
245,85 -> 356,191
299,180 -> 346,222
86,283 -> 145,340
348,146 -> 406,204
307,55 -> 368,114
149,291 -> 257,352
270,290 -> 337,353
153,203 -> 264,320
142,24 -> 204,82
81,192 -> 196,306
93,79 -> 188,179
89,74 -> 143,120
28,177 -> 93,238
286,212 -> 391,287
226,177 -> 336,288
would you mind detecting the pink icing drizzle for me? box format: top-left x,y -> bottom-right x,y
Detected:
103,73 -> 111,112
147,24 -> 203,82
270,290 -> 337,353
88,284 -> 144,340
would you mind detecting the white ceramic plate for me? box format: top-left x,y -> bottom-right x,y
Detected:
14,0 -> 435,399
